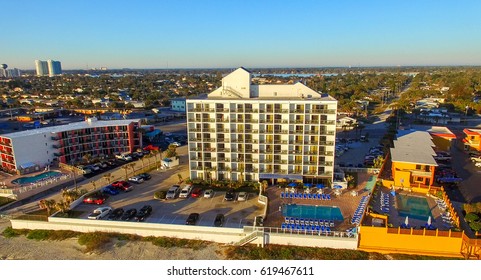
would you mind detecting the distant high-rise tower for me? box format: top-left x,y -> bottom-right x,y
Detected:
35,60 -> 62,76
47,60 -> 62,77
35,60 -> 49,76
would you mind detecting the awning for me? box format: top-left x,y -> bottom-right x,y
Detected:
19,162 -> 38,169
260,174 -> 303,180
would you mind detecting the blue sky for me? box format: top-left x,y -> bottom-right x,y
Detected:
2,0 -> 481,69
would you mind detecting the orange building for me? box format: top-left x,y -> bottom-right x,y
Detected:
463,128 -> 481,151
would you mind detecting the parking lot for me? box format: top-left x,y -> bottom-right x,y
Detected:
74,187 -> 262,228
335,131 -> 383,167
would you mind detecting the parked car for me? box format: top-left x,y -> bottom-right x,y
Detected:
88,164 -> 100,172
179,185 -> 193,198
237,192 -> 248,201
111,181 -> 133,192
102,185 -> 120,195
120,208 -> 137,221
128,175 -> 144,184
115,153 -> 133,161
224,189 -> 235,201
134,205 -> 152,222
98,162 -> 108,168
214,214 -> 225,227
186,213 -> 200,225
88,207 -> 112,220
191,187 -> 203,198
166,185 -> 181,199
83,195 -> 107,205
138,173 -> 151,180
204,189 -> 214,198
78,165 -> 92,174
107,208 -> 124,220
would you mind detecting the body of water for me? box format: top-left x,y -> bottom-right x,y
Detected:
12,171 -> 62,185
282,204 -> 344,221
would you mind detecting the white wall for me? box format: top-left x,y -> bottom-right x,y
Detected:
12,132 -> 55,169
10,218 -> 358,250
222,68 -> 251,98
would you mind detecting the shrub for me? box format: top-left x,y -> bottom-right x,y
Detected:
463,203 -> 478,214
26,230 -> 51,240
78,231 -> 112,252
1,227 -> 28,238
465,212 -> 480,223
154,191 -> 167,200
469,221 -> 481,232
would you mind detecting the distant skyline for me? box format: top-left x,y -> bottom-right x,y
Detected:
2,0 -> 481,70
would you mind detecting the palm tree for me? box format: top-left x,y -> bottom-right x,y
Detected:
261,180 -> 268,195
103,172 -> 114,184
90,180 -> 97,190
55,200 -> 70,214
39,199 -> 57,216
177,173 -> 183,184
129,162 -> 136,176
121,165 -> 130,180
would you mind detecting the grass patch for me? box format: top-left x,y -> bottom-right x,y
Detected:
1,226 -> 29,238
146,236 -> 209,250
0,197 -> 15,207
223,244 -> 458,260
77,231 -> 113,253
26,229 -> 78,241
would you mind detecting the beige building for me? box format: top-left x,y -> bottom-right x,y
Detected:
186,67 -> 338,185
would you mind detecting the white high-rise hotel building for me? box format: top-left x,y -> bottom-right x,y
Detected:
187,68 -> 338,185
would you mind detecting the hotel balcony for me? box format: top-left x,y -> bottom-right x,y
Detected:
52,144 -> 61,149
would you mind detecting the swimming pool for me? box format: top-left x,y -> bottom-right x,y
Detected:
396,195 -> 432,220
12,171 -> 62,185
282,204 -> 344,221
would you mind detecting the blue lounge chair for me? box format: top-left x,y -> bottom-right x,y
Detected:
296,224 -> 301,230
321,225 -> 325,232
302,193 -> 307,199
315,225 -> 321,231
314,220 -> 319,226
280,192 -> 284,198
326,194 -> 331,200
289,193 -> 294,199
299,218 -> 305,225
322,194 -> 327,200
330,220 -> 334,227
282,223 -> 287,229
284,217 -> 289,223
326,227 -> 331,234
295,218 -> 300,224
309,219 -> 314,226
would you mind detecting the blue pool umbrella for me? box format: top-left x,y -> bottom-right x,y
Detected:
288,182 -> 297,187
304,183 -> 312,188
316,184 -> 325,189
333,185 -> 343,189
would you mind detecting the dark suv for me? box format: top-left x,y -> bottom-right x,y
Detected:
186,213 -> 200,225
224,189 -> 235,201
134,205 -> 152,222
214,214 -> 225,227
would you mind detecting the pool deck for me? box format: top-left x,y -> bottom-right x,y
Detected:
366,187 -> 452,230
265,173 -> 373,231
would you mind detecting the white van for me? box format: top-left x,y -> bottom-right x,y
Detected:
179,185 -> 193,198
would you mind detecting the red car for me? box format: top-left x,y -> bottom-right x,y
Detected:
191,187 -> 203,198
83,195 -> 107,205
111,181 -> 133,192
